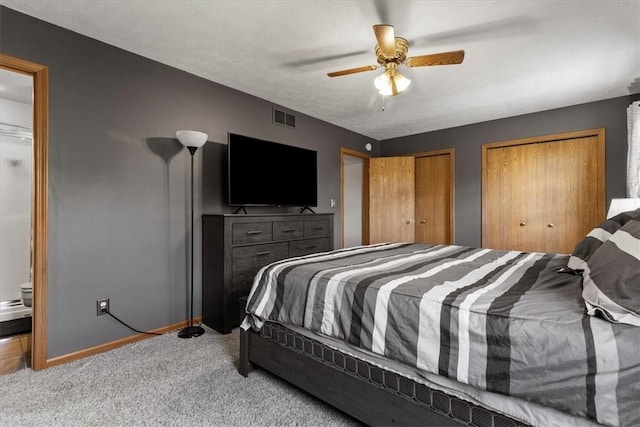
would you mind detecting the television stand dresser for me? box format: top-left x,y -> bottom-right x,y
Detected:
202,213 -> 334,334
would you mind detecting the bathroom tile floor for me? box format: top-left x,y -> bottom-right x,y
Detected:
0,333 -> 31,375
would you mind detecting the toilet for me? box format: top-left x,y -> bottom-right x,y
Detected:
20,282 -> 32,307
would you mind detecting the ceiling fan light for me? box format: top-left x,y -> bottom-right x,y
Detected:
374,71 -> 391,92
374,70 -> 411,96
394,72 -> 411,93
377,85 -> 393,96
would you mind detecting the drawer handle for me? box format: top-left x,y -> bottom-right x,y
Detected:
305,245 -> 318,250
255,251 -> 271,256
311,226 -> 324,231
282,228 -> 296,232
246,230 -> 263,235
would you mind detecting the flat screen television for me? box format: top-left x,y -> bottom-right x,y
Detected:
227,133 -> 318,208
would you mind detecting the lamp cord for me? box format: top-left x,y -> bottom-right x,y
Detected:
106,311 -> 162,336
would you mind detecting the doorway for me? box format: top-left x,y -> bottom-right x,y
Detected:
0,68 -> 33,335
340,148 -> 369,248
0,54 -> 49,371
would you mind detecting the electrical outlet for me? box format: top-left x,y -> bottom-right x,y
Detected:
96,298 -> 109,316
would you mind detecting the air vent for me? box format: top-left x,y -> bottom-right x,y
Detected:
273,108 -> 296,129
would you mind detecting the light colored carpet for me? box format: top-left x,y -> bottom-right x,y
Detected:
0,326 -> 361,426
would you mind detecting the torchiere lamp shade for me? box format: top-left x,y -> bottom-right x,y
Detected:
176,130 -> 208,148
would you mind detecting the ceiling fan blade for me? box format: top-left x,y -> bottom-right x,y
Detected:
327,65 -> 378,77
285,49 -> 370,68
410,17 -> 534,49
373,24 -> 396,58
373,1 -> 392,25
405,50 -> 465,67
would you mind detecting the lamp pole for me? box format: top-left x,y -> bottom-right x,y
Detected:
176,131 -> 207,339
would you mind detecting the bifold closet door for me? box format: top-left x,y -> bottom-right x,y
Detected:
483,129 -> 605,254
484,143 -> 539,252
535,136 -> 602,253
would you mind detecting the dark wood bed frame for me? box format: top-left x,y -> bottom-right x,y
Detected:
239,322 -> 528,427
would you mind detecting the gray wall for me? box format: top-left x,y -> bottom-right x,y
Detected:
2,4 -> 635,359
0,7 -> 373,358
381,95 -> 639,247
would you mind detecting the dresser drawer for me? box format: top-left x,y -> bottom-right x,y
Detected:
232,222 -> 272,245
232,242 -> 288,268
304,220 -> 330,237
273,221 -> 304,241
289,237 -> 331,257
231,265 -> 264,292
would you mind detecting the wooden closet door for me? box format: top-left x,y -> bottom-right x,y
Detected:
484,143 -> 539,252
415,151 -> 453,244
536,136 -> 602,254
483,129 -> 605,254
369,157 -> 415,244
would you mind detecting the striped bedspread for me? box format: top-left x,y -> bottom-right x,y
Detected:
243,243 -> 640,427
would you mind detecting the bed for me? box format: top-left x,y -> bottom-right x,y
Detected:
238,210 -> 640,427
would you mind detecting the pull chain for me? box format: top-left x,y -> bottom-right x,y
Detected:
381,94 -> 385,111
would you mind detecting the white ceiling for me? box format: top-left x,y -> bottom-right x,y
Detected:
1,0 -> 639,140
0,69 -> 32,104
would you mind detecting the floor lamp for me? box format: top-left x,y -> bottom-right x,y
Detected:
176,130 -> 208,339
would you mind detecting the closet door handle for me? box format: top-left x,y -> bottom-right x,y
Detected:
406,219 -> 415,225
420,219 -> 427,224
547,223 -> 555,228
519,222 -> 527,227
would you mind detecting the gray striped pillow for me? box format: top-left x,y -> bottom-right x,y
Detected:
568,209 -> 640,269
580,217 -> 640,326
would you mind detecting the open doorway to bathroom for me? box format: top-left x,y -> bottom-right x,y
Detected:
0,68 -> 33,373
0,54 -> 48,372
0,69 -> 33,327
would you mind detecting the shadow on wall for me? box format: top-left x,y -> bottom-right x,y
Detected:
628,77 -> 640,94
202,142 -> 227,214
145,137 -> 183,164
145,137 -> 187,319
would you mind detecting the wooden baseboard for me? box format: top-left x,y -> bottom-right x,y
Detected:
45,317 -> 203,369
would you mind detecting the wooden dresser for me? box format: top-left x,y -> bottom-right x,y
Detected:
202,213 -> 334,334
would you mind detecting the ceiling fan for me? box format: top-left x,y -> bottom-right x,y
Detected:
327,24 -> 465,96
